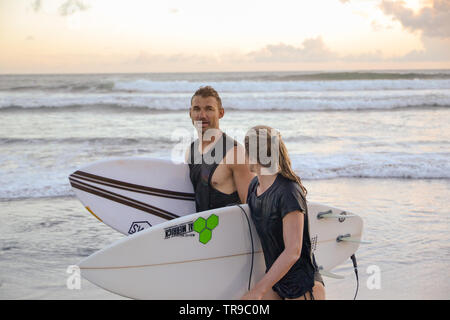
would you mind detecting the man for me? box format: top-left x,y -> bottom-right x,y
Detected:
186,86 -> 254,212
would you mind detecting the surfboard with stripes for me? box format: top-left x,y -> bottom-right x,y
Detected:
69,157 -> 196,235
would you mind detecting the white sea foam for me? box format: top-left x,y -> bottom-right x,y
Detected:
1,71 -> 450,111
291,152 -> 450,180
1,89 -> 449,111
1,151 -> 448,200
111,79 -> 450,93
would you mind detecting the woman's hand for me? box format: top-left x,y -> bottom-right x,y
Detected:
241,288 -> 265,300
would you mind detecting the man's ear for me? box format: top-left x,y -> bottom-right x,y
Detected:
219,107 -> 224,119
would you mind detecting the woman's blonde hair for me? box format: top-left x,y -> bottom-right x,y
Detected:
244,125 -> 307,196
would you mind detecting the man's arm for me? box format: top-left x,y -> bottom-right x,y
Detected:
229,145 -> 255,203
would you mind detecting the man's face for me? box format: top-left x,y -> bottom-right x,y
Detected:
189,96 -> 224,133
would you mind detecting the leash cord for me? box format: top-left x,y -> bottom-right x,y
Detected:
237,204 -> 254,291
350,254 -> 359,300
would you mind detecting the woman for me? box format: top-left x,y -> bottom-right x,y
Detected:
241,125 -> 325,300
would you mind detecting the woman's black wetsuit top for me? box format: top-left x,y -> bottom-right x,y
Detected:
247,174 -> 319,299
188,132 -> 240,212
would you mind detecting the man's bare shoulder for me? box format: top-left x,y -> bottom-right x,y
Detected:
223,142 -> 247,166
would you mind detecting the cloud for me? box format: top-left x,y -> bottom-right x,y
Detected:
129,33 -> 448,70
338,0 -> 450,62
378,1 -> 450,62
370,19 -> 394,32
247,37 -> 338,63
130,51 -> 218,68
380,0 -> 450,38
397,37 -> 450,61
58,0 -> 90,16
30,0 -> 90,16
31,0 -> 42,12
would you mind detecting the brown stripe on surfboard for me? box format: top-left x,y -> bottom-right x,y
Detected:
69,176 -> 180,218
69,179 -> 179,221
70,170 -> 195,201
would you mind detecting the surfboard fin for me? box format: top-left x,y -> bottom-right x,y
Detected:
317,210 -> 356,220
337,234 -> 371,244
318,267 -> 345,279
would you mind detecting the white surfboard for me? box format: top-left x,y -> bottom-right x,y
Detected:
79,204 -> 363,300
69,157 -> 196,235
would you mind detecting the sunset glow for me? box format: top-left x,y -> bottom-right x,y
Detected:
1,0 -> 449,73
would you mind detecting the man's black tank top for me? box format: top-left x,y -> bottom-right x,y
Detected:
188,132 -> 240,212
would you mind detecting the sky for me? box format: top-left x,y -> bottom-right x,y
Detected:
1,0 -> 449,73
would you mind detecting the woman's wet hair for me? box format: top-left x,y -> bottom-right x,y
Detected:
244,125 -> 307,196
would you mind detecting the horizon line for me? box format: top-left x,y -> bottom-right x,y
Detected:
1,67 -> 450,76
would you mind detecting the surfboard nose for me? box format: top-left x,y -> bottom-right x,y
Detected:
68,170 -> 81,186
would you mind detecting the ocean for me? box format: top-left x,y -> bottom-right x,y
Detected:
0,70 -> 449,299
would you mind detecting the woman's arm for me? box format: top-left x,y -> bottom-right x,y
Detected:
241,210 -> 304,300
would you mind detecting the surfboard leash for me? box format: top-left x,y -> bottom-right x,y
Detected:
237,204 -> 254,291
350,254 -> 359,300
